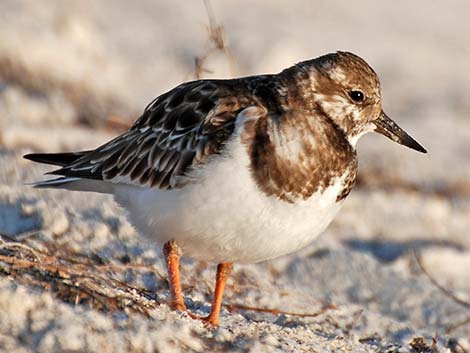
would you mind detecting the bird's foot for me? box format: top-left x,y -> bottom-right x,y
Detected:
186,311 -> 219,327
168,299 -> 187,312
166,299 -> 218,326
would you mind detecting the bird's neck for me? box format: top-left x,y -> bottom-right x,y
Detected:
241,106 -> 357,204
277,64 -> 317,113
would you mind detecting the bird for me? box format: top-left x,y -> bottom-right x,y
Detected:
24,51 -> 426,326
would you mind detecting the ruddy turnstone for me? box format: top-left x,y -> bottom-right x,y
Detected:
25,51 -> 426,326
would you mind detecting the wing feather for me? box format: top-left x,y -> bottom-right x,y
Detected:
49,79 -> 259,189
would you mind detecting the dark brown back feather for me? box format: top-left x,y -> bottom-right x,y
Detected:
47,79 -> 258,189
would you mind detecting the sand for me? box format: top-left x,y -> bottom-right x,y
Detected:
0,1 -> 469,352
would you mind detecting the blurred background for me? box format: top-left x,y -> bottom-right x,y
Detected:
0,1 -> 469,352
1,0 -> 470,184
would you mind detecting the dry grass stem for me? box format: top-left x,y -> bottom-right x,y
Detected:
0,235 -> 159,316
225,302 -> 337,318
413,250 -> 470,309
194,0 -> 237,79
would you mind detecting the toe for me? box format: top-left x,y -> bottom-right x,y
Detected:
186,311 -> 219,327
169,300 -> 187,312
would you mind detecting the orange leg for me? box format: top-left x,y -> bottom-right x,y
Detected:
199,262 -> 233,326
163,240 -> 187,311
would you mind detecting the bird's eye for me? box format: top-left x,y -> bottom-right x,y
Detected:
349,90 -> 365,103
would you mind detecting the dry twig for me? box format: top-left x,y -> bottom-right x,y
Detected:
194,0 -> 237,79
445,317 -> 470,335
226,302 -> 336,318
0,236 -> 159,316
409,337 -> 439,353
413,250 -> 470,309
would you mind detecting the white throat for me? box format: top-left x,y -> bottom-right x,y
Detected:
347,123 -> 375,148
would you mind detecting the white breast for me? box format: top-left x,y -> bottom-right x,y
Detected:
114,132 -> 349,264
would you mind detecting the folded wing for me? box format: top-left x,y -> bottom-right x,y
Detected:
26,79 -> 258,190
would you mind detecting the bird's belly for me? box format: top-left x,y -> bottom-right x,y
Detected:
176,184 -> 344,263
114,142 -> 348,264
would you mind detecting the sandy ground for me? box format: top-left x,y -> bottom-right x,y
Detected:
0,1 -> 469,352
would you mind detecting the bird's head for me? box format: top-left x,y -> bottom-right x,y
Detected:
307,51 -> 426,153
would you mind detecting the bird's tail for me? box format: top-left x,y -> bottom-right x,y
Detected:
23,151 -> 88,166
23,151 -> 113,194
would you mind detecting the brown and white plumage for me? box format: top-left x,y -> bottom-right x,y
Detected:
25,50 -> 427,260
24,52 -> 426,325
30,80 -> 254,189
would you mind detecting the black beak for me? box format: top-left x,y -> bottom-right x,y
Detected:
374,111 -> 427,153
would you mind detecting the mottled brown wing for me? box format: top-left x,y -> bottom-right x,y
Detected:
49,80 -> 256,189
